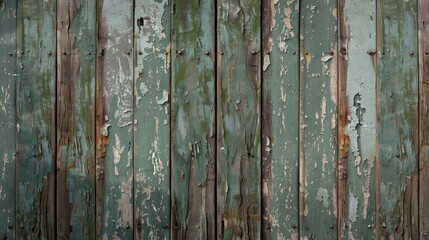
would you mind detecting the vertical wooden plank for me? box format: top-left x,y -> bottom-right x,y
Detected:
57,0 -> 96,238
338,0 -> 377,238
96,0 -> 134,238
262,0 -> 299,239
133,0 -> 170,239
171,0 -> 216,239
419,0 -> 429,238
16,0 -> 56,238
299,0 -> 338,239
0,0 -> 16,237
377,0 -> 419,239
217,0 -> 261,238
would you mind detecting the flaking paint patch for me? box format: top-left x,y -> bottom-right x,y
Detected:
156,89 -> 168,105
348,192 -> 358,222
330,44 -> 337,105
117,181 -> 133,228
113,133 -> 125,176
316,188 -> 329,208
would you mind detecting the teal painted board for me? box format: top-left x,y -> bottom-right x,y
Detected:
217,0 -> 261,238
0,0 -> 16,237
15,0 -> 56,238
56,0 -> 96,238
262,0 -> 299,239
96,0 -> 134,238
338,0 -> 376,238
299,0 -> 338,239
171,0 -> 216,238
377,0 -> 419,239
418,0 -> 429,238
133,0 -> 170,239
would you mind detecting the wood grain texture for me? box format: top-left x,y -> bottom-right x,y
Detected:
419,0 -> 429,238
299,0 -> 338,239
96,0 -> 134,238
377,0 -> 419,239
0,0 -> 16,237
262,0 -> 299,239
338,0 -> 377,239
133,0 -> 170,239
171,0 -> 216,238
56,0 -> 96,238
15,0 -> 56,238
217,0 -> 261,238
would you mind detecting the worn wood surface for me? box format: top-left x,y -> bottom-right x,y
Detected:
133,1 -> 170,239
3,1 -> 429,239
338,0 -> 377,239
15,0 -> 56,238
299,0 -> 338,239
96,0 -> 134,238
0,0 -> 16,237
377,0 -> 419,239
419,0 -> 429,238
171,0 -> 216,239
56,0 -> 96,238
217,0 -> 261,238
262,0 -> 299,239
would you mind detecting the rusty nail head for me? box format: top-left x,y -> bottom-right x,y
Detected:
329,50 -> 334,55
291,224 -> 297,229
340,48 -> 346,54
220,51 -> 224,55
305,52 -> 309,55
162,224 -> 168,229
62,51 -> 67,55
48,51 -> 53,57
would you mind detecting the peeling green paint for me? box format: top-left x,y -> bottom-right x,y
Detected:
262,0 -> 299,239
97,0 -> 134,238
134,0 -> 170,239
0,0 -> 16,238
338,0 -> 377,238
299,0 -> 338,239
171,0 -> 216,238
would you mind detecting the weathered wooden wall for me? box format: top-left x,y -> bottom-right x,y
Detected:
1,0 -> 428,239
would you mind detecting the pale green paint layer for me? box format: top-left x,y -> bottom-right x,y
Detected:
300,0 -> 337,239
56,0 -> 96,238
16,0 -> 56,238
0,0 -> 16,237
133,0 -> 170,239
342,0 -> 376,238
262,0 -> 299,239
98,0 -> 134,238
171,0 -> 216,238
377,0 -> 419,239
217,0 -> 261,238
